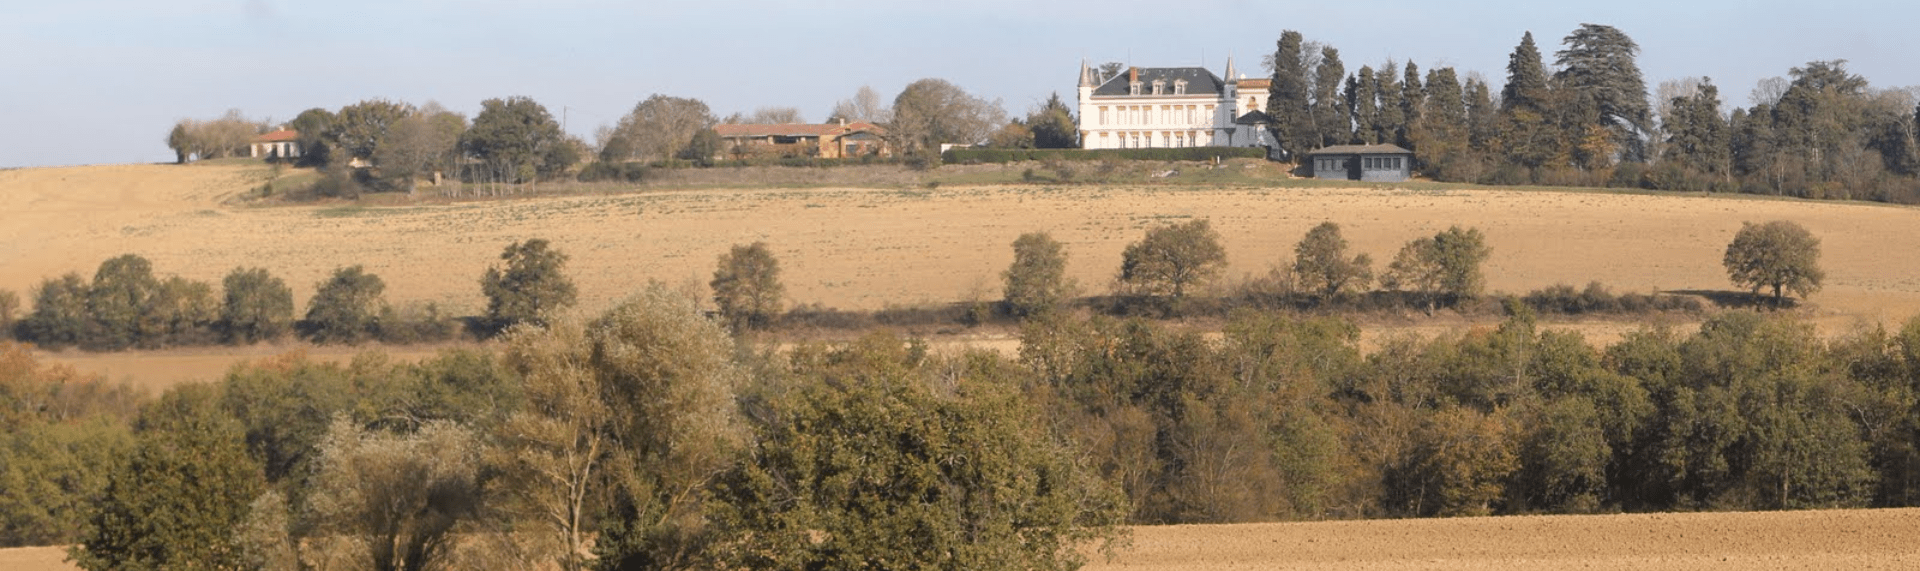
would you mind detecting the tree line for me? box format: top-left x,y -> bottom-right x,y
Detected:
167,78 -> 1072,195
3,239 -> 576,351
6,274 -> 1916,570
1260,25 -> 1920,203
1,216 -> 1823,353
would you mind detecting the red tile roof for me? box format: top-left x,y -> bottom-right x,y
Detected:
253,129 -> 300,142
714,122 -> 885,139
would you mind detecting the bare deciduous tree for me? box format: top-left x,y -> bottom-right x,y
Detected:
828,85 -> 891,123
599,95 -> 714,163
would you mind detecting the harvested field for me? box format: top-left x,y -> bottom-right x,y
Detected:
5,162 -> 1920,391
9,508 -> 1919,570
1083,508 -> 1920,570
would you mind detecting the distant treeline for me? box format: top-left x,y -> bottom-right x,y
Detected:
1257,25 -> 1920,203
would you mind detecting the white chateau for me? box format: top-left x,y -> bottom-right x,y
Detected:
1076,58 -> 1273,150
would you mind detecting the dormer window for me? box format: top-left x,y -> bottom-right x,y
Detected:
1151,80 -> 1165,95
1129,81 -> 1142,95
1173,79 -> 1188,95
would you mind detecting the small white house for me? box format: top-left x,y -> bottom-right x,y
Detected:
250,129 -> 302,160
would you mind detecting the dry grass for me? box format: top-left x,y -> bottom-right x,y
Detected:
8,160 -> 1920,569
4,162 -> 1920,389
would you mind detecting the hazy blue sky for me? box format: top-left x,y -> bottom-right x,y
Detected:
5,0 -> 1917,168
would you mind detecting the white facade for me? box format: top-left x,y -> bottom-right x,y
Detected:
1076,59 -> 1272,150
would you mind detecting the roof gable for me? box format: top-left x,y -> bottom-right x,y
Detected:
1091,67 -> 1225,97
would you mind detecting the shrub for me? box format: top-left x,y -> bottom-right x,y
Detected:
220,267 -> 294,344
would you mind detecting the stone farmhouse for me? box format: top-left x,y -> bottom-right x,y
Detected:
714,120 -> 890,160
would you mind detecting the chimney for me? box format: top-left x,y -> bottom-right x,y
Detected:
1129,67 -> 1139,83
838,117 -> 847,127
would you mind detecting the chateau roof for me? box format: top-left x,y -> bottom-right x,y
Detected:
1091,67 -> 1226,97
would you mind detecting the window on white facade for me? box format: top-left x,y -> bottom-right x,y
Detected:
1100,107 -> 1108,125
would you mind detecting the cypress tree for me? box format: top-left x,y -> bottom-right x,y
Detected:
1375,62 -> 1405,147
1401,61 -> 1425,148
1312,46 -> 1350,147
1267,30 -> 1313,159
1351,66 -> 1380,144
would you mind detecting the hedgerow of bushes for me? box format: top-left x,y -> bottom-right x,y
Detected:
942,146 -> 1266,164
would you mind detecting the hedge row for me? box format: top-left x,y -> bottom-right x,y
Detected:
943,146 -> 1267,164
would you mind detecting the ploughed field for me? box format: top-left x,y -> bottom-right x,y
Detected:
8,507 -> 1919,570
5,162 -> 1920,391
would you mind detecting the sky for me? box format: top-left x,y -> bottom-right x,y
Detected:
5,0 -> 1918,168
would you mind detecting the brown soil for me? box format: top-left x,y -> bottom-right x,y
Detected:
5,163 -> 1920,392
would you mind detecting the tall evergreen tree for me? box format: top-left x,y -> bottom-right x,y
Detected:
1663,78 -> 1730,178
1555,24 -> 1652,161
1351,65 -> 1381,144
1400,61 -> 1425,148
1466,77 -> 1499,152
1267,31 -> 1314,159
1501,32 -> 1550,114
1312,46 -> 1350,147
1375,62 -> 1405,147
1413,68 -> 1470,171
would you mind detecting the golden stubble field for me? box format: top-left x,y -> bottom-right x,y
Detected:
7,162 -> 1920,387
7,507 -> 1920,571
9,162 -> 1920,569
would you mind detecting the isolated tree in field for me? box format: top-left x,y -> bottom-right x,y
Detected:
1723,220 -> 1824,306
1292,222 -> 1373,300
304,266 -> 386,345
1121,219 -> 1229,300
1383,226 -> 1491,311
221,267 -> 294,344
601,94 -> 716,163
1003,232 -> 1075,317
888,78 -> 1007,155
710,242 -> 785,331
481,238 -> 577,333
72,384 -> 263,571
